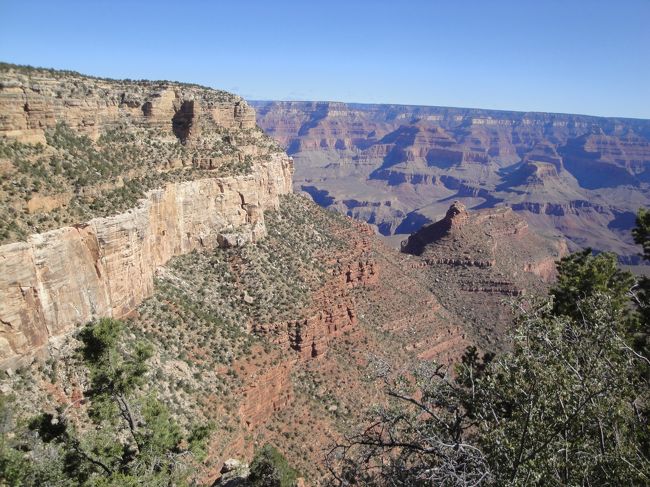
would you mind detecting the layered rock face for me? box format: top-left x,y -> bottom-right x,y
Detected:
0,67 -> 256,144
402,202 -> 568,349
254,222 -> 378,359
252,100 -> 650,263
0,189 -> 482,481
1,68 -> 574,482
0,67 -> 293,369
0,65 -> 289,245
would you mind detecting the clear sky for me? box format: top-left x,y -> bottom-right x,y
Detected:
1,0 -> 649,119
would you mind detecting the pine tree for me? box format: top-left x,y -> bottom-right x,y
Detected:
329,218 -> 650,486
0,319 -> 211,486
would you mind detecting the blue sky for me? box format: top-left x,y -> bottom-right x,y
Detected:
1,0 -> 649,118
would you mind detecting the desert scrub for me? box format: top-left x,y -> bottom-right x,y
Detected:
130,194 -> 356,371
0,118 -> 277,244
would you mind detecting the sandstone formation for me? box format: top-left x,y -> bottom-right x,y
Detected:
120,193 -> 472,479
254,222 -> 378,359
252,100 -> 650,264
0,65 -> 256,144
402,201 -> 568,349
0,65 -> 288,246
237,355 -> 295,430
0,189 -> 480,482
0,65 -> 293,369
0,66 -> 573,483
0,155 -> 292,369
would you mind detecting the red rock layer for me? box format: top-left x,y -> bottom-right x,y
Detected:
255,222 -> 379,359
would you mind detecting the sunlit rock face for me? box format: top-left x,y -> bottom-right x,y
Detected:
252,100 -> 650,263
0,66 -> 293,369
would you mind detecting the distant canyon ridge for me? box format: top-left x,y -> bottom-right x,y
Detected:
251,101 -> 650,264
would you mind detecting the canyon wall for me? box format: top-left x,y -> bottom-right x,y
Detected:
254,223 -> 378,359
252,100 -> 650,263
0,153 -> 293,369
0,66 -> 294,369
0,66 -> 256,144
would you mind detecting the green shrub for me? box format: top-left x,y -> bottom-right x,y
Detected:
249,444 -> 298,487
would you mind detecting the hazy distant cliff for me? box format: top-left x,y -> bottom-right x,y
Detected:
252,100 -> 650,262
0,66 -> 293,368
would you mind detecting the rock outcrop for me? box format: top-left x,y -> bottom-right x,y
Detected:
0,67 -> 256,144
0,190 -> 476,482
252,100 -> 650,263
237,355 -> 295,429
0,66 -> 294,369
254,223 -> 378,359
0,153 -> 292,369
401,202 -> 568,349
401,201 -> 470,255
3,67 -> 567,483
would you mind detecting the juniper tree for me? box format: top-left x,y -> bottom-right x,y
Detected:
0,318 -> 211,486
631,208 -> 650,462
249,444 -> 298,487
328,220 -> 650,486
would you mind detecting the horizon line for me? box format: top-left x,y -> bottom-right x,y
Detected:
249,98 -> 650,123
3,60 -> 649,122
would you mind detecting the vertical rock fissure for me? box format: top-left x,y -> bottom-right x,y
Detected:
172,100 -> 194,144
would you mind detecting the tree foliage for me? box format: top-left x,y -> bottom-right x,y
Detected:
479,296 -> 645,485
0,319 -> 211,486
632,208 -> 650,352
550,249 -> 635,323
327,355 -> 492,486
249,444 -> 298,487
633,208 -> 650,263
328,211 -> 650,486
631,208 -> 650,461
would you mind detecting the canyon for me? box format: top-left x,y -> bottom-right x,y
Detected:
252,100 -> 650,265
402,200 -> 568,349
0,65 -> 577,483
0,157 -> 293,370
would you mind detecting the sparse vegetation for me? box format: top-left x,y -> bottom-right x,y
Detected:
0,62 -> 284,245
2,66 -> 647,485
0,193 -> 359,484
0,121 -> 280,243
328,216 -> 650,486
0,318 -> 211,486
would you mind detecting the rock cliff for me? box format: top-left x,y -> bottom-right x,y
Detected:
0,64 -> 256,144
254,222 -> 378,359
0,65 -> 293,369
252,100 -> 650,264
0,67 -> 572,482
0,189 -> 488,482
402,201 -> 568,349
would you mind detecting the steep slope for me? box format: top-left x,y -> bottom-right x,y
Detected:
0,65 -> 292,369
402,201 -> 568,349
0,66 -> 478,484
252,100 -> 650,263
2,194 -> 473,483
2,196 -> 564,482
0,66 -> 569,484
0,64 -> 287,243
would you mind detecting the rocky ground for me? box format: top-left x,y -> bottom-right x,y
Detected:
0,66 -> 571,485
0,64 -> 284,243
403,201 -> 568,350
